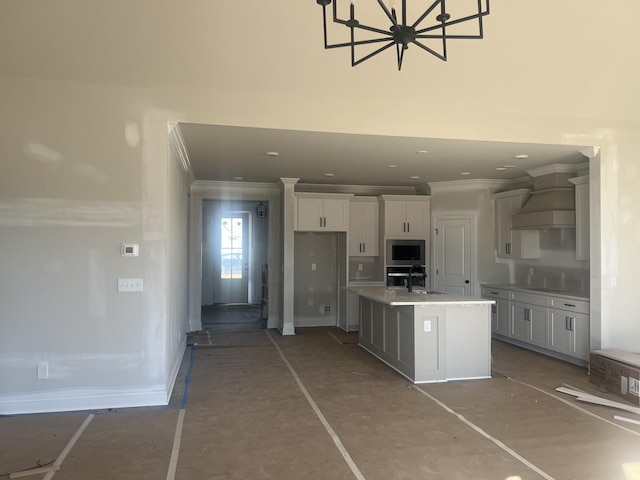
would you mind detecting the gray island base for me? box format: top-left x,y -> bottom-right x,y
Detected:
351,287 -> 493,383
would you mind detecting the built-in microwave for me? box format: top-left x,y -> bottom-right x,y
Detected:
385,239 -> 426,266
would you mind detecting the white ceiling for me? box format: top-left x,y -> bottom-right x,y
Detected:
179,123 -> 589,187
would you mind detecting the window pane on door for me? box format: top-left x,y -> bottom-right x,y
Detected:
221,217 -> 243,279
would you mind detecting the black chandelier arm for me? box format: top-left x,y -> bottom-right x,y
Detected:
415,33 -> 483,40
376,0 -> 400,31
324,36 -> 396,50
332,18 -> 394,37
411,39 -> 447,62
411,0 -> 442,30
396,42 -> 406,71
415,11 -> 488,36
352,41 -> 396,67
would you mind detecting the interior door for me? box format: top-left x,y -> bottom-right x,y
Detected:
433,216 -> 473,295
216,212 -> 249,304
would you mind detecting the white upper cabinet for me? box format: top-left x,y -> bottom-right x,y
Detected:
569,175 -> 590,261
493,189 -> 540,259
296,193 -> 352,232
380,195 -> 430,238
349,197 -> 380,256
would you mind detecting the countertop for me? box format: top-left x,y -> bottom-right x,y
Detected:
349,286 -> 494,306
482,283 -> 589,301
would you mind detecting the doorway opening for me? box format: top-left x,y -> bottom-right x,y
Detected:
200,199 -> 269,333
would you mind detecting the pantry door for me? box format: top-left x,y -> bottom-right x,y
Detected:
432,215 -> 474,296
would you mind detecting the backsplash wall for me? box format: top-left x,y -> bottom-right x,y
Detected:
514,228 -> 589,295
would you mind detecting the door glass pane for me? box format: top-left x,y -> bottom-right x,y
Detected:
221,217 -> 243,279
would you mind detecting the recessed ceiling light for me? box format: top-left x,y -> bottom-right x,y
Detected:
460,172 -> 471,176
265,151 -> 279,157
324,173 -> 335,177
387,164 -> 397,168
514,154 -> 529,159
409,175 -> 420,179
416,150 -> 429,155
495,167 -> 507,171
502,165 -> 516,168
233,176 -> 244,180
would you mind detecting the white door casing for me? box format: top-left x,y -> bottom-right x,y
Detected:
433,215 -> 475,296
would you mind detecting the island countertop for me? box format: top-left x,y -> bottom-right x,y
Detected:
349,286 -> 495,306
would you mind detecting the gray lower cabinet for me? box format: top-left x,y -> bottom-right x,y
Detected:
510,301 -> 549,348
481,287 -> 510,336
482,285 -> 590,365
548,297 -> 590,360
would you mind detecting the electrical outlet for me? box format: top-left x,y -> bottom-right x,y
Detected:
358,263 -> 363,271
37,361 -> 49,379
423,320 -> 432,332
324,305 -> 331,312
118,278 -> 143,292
311,263 -> 317,271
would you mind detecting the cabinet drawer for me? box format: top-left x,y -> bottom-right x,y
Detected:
549,297 -> 589,314
481,287 -> 509,300
510,291 -> 549,307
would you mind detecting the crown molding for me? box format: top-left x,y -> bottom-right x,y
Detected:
168,123 -> 195,183
428,178 -> 512,194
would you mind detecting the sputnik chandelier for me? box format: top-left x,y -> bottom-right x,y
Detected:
315,0 -> 490,70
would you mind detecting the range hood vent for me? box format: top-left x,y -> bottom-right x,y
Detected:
511,166 -> 577,230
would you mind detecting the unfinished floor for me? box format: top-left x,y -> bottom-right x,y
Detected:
2,328 -> 640,480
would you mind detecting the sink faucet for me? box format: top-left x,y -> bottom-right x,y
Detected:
407,265 -> 426,293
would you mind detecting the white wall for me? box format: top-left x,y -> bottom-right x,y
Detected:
1,1 -> 640,412
0,78 -> 191,414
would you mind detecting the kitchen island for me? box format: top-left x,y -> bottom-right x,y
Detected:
350,287 -> 493,383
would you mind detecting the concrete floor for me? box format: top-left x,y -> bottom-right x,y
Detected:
2,329 -> 640,480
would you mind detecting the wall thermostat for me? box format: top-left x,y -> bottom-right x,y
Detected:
122,244 -> 139,257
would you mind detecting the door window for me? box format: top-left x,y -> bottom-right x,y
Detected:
221,217 -> 243,279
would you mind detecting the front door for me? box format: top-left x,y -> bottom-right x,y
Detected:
433,215 -> 474,296
216,213 -> 249,304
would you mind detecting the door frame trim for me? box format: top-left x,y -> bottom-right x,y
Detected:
431,214 -> 477,296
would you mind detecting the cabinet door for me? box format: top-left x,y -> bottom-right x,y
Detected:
383,200 -> 407,236
575,182 -> 590,261
359,200 -> 379,256
323,198 -> 348,231
570,312 -> 590,360
495,197 -> 513,258
510,302 -> 530,342
404,201 -> 427,236
549,308 -> 571,355
348,202 -> 363,255
496,298 -> 510,336
529,304 -> 549,348
359,297 -> 372,343
297,198 -> 324,231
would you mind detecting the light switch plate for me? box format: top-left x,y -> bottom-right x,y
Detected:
118,278 -> 143,292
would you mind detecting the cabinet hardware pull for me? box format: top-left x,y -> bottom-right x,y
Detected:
491,291 -> 499,295
506,242 -> 511,255
320,217 -> 323,227
407,222 -> 410,232
564,303 -> 576,307
570,317 -> 575,332
566,316 -> 570,330
362,243 -> 366,253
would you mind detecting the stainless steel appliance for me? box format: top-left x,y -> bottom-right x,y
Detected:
386,239 -> 426,266
386,265 -> 427,288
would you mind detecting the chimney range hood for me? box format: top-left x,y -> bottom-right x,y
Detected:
511,165 -> 578,230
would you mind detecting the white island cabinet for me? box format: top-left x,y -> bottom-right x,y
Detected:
352,287 -> 493,383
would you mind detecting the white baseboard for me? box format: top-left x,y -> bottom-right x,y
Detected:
0,386 -> 170,416
165,341 -> 187,403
